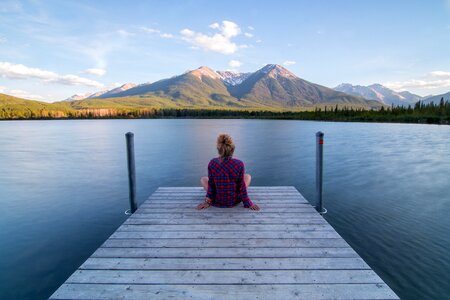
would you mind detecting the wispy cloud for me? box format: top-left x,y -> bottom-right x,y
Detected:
0,36 -> 7,44
160,33 -> 173,39
244,32 -> 253,38
117,29 -> 135,37
384,70 -> 450,91
9,89 -> 44,100
0,86 -> 44,100
283,60 -> 296,66
0,61 -> 104,88
83,68 -> 106,76
140,26 -> 174,39
228,60 -> 242,68
180,21 -> 243,54
429,71 -> 450,77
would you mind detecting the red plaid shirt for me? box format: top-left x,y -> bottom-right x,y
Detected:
206,157 -> 253,208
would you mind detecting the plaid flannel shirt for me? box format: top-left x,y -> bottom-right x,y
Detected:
206,157 -> 253,208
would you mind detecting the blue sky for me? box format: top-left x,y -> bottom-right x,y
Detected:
1,0 -> 450,101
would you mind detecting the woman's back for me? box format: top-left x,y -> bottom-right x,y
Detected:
197,133 -> 260,211
206,157 -> 252,208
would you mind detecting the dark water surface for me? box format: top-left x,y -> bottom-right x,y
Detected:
0,120 -> 449,299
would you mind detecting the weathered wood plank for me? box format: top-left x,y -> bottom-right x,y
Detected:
117,224 -> 334,232
51,283 -> 399,300
133,209 -> 324,220
124,218 -> 328,225
101,238 -> 350,248
148,196 -> 305,199
157,186 -> 298,190
140,203 -> 312,208
80,257 -> 369,270
145,202 -> 311,206
91,247 -> 358,258
149,194 -> 305,197
146,199 -> 309,203
109,230 -> 341,239
66,269 -> 383,284
135,208 -> 317,213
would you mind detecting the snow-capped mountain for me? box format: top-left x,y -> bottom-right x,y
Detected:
216,71 -> 251,86
65,93 -> 94,101
334,83 -> 422,106
92,83 -> 137,99
64,83 -> 136,101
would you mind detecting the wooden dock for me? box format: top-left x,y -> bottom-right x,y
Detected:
50,186 -> 399,299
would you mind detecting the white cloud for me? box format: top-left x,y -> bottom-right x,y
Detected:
140,27 -> 160,33
180,21 -> 243,54
0,86 -> 6,93
248,26 -> 254,30
209,23 -> 220,29
8,89 -> 44,100
244,32 -> 253,38
111,82 -> 122,88
255,39 -> 262,43
384,70 -> 450,91
0,61 -> 104,88
84,68 -> 106,76
117,29 -> 135,37
384,79 -> 450,90
0,37 -> 7,44
140,26 -> 174,39
160,33 -> 173,39
429,71 -> 450,78
228,60 -> 242,68
283,60 -> 296,66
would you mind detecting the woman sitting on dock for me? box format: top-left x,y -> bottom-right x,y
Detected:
197,134 -> 260,211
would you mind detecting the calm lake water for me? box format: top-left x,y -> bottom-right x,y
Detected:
0,119 -> 449,299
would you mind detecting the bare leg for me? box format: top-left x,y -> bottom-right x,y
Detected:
200,176 -> 208,191
244,174 -> 251,187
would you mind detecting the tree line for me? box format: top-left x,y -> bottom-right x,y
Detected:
1,98 -> 449,124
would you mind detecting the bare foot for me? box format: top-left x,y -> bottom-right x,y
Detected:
249,204 -> 261,211
197,202 -> 211,210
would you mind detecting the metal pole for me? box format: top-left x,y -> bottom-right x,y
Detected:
316,131 -> 326,214
125,132 -> 137,214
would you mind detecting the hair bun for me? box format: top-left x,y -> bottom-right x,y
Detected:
217,134 -> 235,158
217,134 -> 233,146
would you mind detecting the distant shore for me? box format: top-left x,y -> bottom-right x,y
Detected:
1,106 -> 449,125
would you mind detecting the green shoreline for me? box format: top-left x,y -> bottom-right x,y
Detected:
1,107 -> 449,124
1,91 -> 449,124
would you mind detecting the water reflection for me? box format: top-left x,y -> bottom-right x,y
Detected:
0,119 -> 449,299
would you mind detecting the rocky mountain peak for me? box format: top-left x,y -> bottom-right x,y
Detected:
258,64 -> 297,79
189,66 -> 221,80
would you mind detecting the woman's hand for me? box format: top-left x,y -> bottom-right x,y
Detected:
197,198 -> 212,210
249,204 -> 261,211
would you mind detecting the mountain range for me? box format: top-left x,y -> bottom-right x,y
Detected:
334,83 -> 423,106
66,64 -> 382,109
2,64 -> 449,117
421,91 -> 450,105
66,83 -> 137,101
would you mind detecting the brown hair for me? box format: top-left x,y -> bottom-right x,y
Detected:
217,134 -> 235,158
